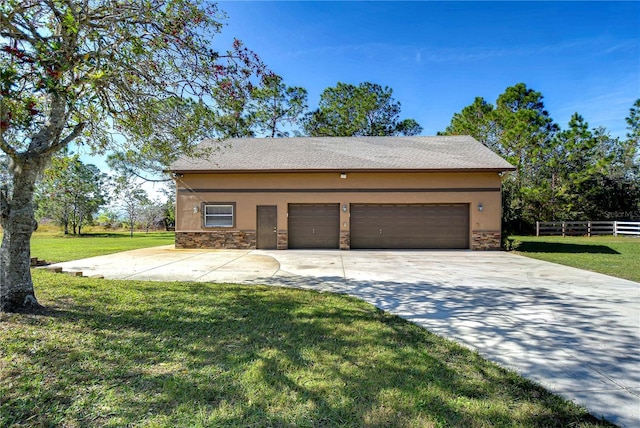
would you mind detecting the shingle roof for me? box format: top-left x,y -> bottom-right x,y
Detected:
169,136 -> 515,172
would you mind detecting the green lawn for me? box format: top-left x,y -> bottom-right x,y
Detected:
0,271 -> 612,427
510,235 -> 640,283
0,231 -> 623,426
29,231 -> 175,263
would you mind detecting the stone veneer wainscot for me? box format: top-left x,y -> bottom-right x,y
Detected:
176,231 -> 256,249
471,231 -> 501,250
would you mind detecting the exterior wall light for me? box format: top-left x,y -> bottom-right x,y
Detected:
340,173 -> 347,179
342,204 -> 348,212
478,203 -> 483,212
193,206 -> 199,214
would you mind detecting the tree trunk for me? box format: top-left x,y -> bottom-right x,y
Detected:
0,157 -> 44,313
63,207 -> 70,234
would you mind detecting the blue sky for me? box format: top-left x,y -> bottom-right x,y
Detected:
216,1 -> 640,138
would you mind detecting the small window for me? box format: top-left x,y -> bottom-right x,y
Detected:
204,204 -> 234,228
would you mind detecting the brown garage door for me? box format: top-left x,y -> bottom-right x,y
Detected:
288,204 -> 340,249
350,204 -> 469,249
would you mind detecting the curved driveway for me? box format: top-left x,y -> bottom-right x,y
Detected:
50,247 -> 640,427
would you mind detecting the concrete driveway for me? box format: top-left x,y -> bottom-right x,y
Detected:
49,247 -> 640,427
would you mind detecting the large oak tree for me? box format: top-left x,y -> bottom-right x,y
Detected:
0,0 -> 265,312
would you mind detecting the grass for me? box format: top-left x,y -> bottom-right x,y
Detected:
510,235 -> 640,283
0,271 -> 613,427
0,230 -> 623,426
29,229 -> 175,263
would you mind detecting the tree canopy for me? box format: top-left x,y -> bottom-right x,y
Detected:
442,97 -> 497,150
251,74 -> 308,138
626,99 -> 640,157
441,84 -> 639,232
0,0 -> 266,312
35,154 -> 108,235
302,82 -> 422,137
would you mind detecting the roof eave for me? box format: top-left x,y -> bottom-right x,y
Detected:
167,167 -> 516,174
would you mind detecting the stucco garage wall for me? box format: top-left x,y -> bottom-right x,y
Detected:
174,171 -> 504,250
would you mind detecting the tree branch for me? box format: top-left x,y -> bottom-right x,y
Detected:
0,125 -> 18,162
47,122 -> 86,156
1,4 -> 47,45
126,169 -> 173,183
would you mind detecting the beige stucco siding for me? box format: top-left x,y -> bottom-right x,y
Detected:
174,171 -> 503,242
176,171 -> 500,191
177,190 -> 501,232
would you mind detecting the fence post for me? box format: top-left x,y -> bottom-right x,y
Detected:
536,221 -> 540,237
588,221 -> 591,237
562,221 -> 565,237
614,221 -> 618,237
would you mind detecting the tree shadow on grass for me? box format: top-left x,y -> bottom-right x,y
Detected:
1,277 -> 617,427
2,284 -> 472,427
71,232 -> 171,238
516,241 -> 620,254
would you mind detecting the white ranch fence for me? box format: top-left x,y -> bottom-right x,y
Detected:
536,221 -> 640,237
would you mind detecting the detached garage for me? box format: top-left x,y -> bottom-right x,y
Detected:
169,136 -> 515,251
